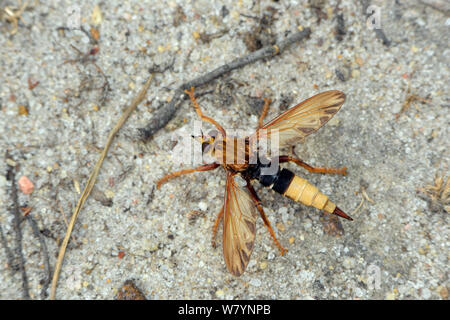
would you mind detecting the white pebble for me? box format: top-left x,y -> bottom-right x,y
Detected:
0,176 -> 6,188
250,279 -> 261,287
198,202 -> 208,211
422,288 -> 431,299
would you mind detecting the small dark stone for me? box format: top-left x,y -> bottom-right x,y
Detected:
221,5 -> 229,18
335,68 -> 350,82
313,280 -> 325,291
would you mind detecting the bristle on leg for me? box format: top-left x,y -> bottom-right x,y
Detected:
332,206 -> 353,221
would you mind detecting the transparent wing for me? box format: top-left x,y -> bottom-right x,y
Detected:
254,90 -> 345,149
223,173 -> 258,276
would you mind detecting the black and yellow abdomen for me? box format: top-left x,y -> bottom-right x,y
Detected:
247,163 -> 352,220
274,170 -> 336,213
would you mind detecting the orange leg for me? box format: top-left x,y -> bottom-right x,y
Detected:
211,205 -> 224,248
258,98 -> 272,128
245,181 -> 287,255
156,163 -> 219,189
184,87 -> 226,137
279,155 -> 347,175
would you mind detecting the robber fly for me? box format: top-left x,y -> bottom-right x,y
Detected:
157,87 -> 352,276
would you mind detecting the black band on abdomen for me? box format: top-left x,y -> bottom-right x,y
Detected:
272,169 -> 295,194
258,166 -> 280,187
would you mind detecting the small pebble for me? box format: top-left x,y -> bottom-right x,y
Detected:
18,105 -> 28,115
105,189 -> 115,199
250,279 -> 261,287
0,176 -> 6,188
351,69 -> 360,79
386,291 -> 396,300
91,5 -> 102,25
216,289 -> 225,298
18,176 -> 34,194
439,286 -> 448,299
276,222 -> 285,232
6,159 -> 17,167
73,179 -> 81,194
343,257 -> 355,269
422,288 -> 431,299
198,201 -> 208,211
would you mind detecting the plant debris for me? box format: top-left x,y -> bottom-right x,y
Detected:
115,280 -> 147,300
418,172 -> 450,213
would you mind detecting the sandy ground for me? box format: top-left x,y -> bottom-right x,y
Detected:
0,0 -> 448,300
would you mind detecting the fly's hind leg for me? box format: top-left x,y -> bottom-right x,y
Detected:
245,180 -> 287,255
279,155 -> 347,175
211,205 -> 224,248
156,163 -> 219,189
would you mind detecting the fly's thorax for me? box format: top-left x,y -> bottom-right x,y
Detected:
212,137 -> 250,171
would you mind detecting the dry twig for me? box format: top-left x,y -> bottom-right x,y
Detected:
0,224 -> 16,272
396,90 -> 431,120
351,184 -> 375,216
26,215 -> 51,299
419,0 -> 450,14
5,152 -> 30,299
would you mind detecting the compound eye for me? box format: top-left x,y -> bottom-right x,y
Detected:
202,142 -> 211,153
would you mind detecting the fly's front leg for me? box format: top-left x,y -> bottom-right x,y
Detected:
258,98 -> 272,129
184,87 -> 226,137
156,163 -> 220,189
278,155 -> 347,175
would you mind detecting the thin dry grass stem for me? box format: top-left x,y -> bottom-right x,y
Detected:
351,187 -> 374,215
50,74 -> 154,300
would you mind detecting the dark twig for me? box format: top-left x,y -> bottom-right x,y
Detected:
372,26 -> 391,47
419,0 -> 450,15
0,224 -> 17,272
335,13 -> 346,42
138,28 -> 311,141
6,152 -> 30,299
27,215 -> 51,299
361,0 -> 391,47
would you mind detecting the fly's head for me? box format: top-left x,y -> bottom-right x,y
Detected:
192,129 -> 221,157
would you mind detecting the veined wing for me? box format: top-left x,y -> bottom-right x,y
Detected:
254,90 -> 345,149
223,172 -> 258,276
